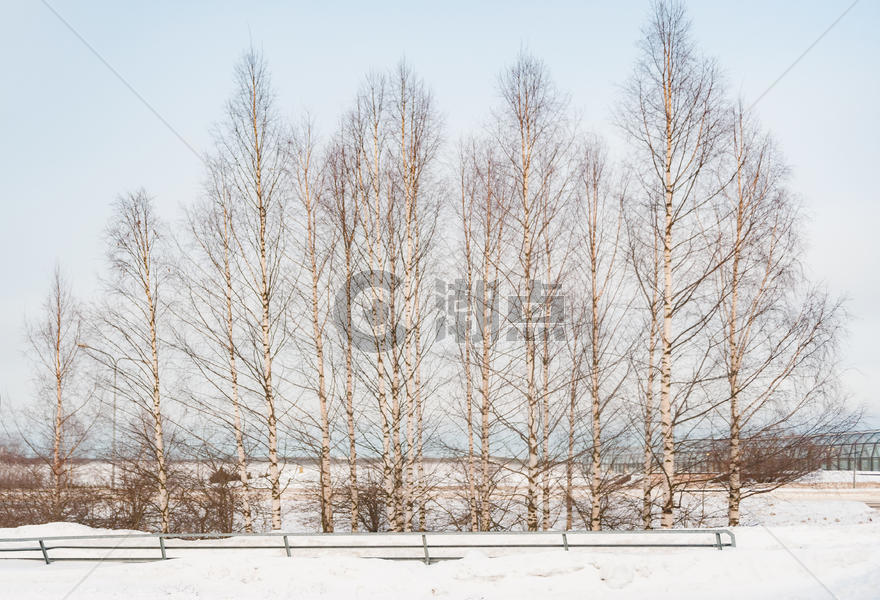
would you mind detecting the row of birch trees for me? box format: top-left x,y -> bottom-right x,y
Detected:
17,1 -> 849,533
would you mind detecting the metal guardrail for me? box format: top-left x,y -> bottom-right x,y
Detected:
0,529 -> 736,565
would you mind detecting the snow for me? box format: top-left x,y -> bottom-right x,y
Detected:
0,493 -> 877,599
796,469 -> 880,484
728,496 -> 877,526
0,524 -> 878,599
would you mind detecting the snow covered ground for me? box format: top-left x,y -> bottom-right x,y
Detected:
0,492 -> 877,599
0,522 -> 877,599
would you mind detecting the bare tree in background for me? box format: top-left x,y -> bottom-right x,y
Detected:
619,0 -> 725,527
217,49 -> 290,530
101,190 -> 171,533
340,64 -> 440,532
24,266 -> 91,520
538,165 -> 573,531
563,290 -> 589,530
455,138 -> 506,531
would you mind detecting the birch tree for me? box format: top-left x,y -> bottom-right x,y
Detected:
178,158 -> 254,532
100,190 -> 171,533
24,266 -> 91,520
627,202 -> 663,529
471,145 -> 508,531
494,52 -> 570,530
715,103 -> 844,525
390,62 -> 440,531
576,140 -> 631,530
456,144 -> 479,531
340,64 -> 440,531
345,72 -> 399,529
216,49 -> 290,530
326,135 -> 362,530
455,138 -> 507,531
619,0 -> 725,527
291,121 -> 335,532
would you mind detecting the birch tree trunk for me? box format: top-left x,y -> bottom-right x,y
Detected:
642,277 -> 659,530
52,296 -> 64,518
458,146 -> 479,531
659,135 -> 676,529
577,141 -> 629,533
541,224 -> 552,531
145,258 -> 170,534
344,248 -> 359,531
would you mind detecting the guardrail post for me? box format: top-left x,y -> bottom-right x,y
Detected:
38,539 -> 51,564
159,536 -> 167,560
714,532 -> 722,551
283,535 -> 291,557
422,534 -> 430,565
562,532 -> 569,551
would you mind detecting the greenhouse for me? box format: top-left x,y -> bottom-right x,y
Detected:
606,430 -> 880,474
819,430 -> 880,471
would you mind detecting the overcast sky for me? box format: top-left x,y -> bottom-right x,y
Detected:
1,0 -> 877,424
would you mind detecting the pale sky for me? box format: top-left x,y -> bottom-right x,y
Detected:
1,1 -> 878,424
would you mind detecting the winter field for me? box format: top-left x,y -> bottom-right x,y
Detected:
1,482 -> 878,599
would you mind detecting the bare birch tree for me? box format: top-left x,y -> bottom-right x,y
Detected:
619,0 -> 726,527
24,266 -> 91,520
627,202 -> 663,529
390,62 -> 441,531
472,145 -> 509,531
714,103 -> 845,525
326,135 -> 362,530
494,51 -> 570,530
456,143 -> 480,531
576,140 -> 631,530
178,157 -> 255,532
348,72 -> 397,529
216,49 -> 290,529
100,190 -> 171,533
455,138 -> 507,531
338,63 -> 440,532
290,121 -> 335,532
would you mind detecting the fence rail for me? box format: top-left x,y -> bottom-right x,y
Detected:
0,529 -> 736,565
